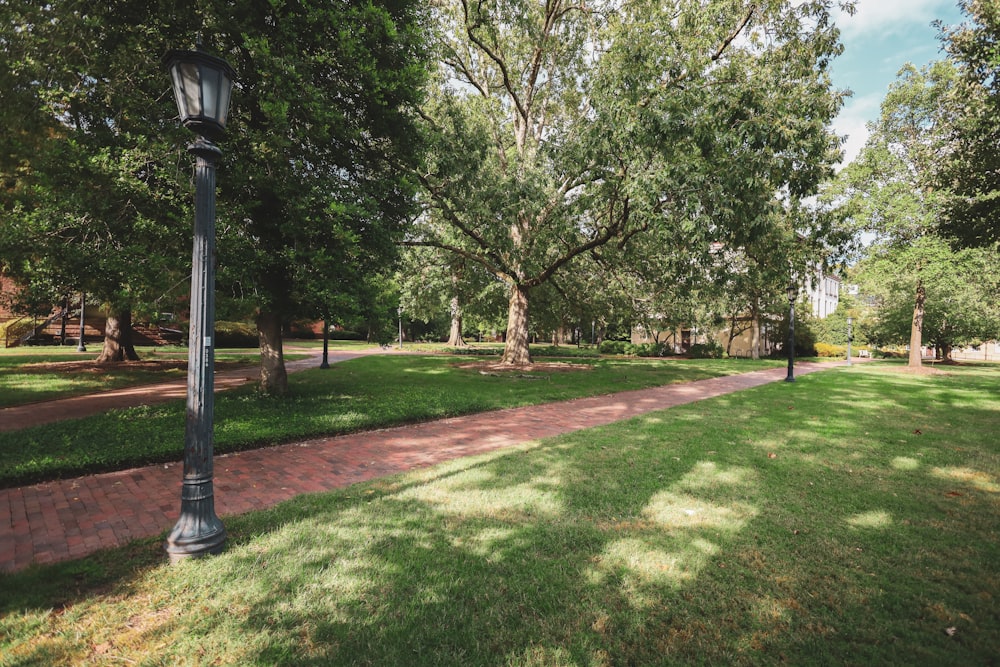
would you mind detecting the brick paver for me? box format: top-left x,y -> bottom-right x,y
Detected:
0,359 -> 834,573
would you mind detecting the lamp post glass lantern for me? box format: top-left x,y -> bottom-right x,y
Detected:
785,282 -> 796,382
163,45 -> 235,563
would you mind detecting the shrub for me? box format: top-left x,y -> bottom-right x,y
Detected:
599,340 -> 628,355
815,342 -> 846,358
689,342 -> 723,359
214,321 -> 258,348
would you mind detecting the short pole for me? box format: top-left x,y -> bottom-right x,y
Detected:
77,293 -> 87,352
785,284 -> 796,383
846,317 -> 853,366
320,318 -> 330,369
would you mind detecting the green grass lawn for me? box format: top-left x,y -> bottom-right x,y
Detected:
0,354 -> 783,488
1,362 -> 997,665
0,346 -> 309,409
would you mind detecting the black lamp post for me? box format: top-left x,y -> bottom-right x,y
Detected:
77,292 -> 87,352
320,318 -> 330,369
397,306 -> 403,350
785,281 -> 796,383
846,317 -> 853,366
163,45 -> 235,563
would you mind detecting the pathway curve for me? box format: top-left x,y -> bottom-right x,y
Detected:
0,360 -> 835,573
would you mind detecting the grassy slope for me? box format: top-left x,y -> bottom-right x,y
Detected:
1,363 -> 997,665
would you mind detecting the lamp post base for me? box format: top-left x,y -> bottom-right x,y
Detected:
164,476 -> 226,563
164,512 -> 226,563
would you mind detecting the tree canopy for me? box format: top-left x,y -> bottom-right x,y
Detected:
0,1 -> 430,388
410,0 -> 848,365
936,0 -> 1000,249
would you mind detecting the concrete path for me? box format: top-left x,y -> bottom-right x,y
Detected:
0,360 -> 835,573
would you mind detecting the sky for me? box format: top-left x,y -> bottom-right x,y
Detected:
829,0 -> 967,166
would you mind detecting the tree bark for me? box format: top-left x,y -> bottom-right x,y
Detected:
447,294 -> 466,346
908,278 -> 925,368
97,308 -> 140,363
257,310 -> 288,395
501,285 -> 531,365
751,308 -> 761,360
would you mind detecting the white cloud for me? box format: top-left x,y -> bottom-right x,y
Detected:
834,0 -> 952,39
833,92 -> 882,167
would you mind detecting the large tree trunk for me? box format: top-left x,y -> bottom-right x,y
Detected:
751,308 -> 761,360
908,279 -> 925,368
447,266 -> 466,347
96,308 -> 140,363
257,310 -> 288,395
501,285 -> 531,365
447,294 -> 466,347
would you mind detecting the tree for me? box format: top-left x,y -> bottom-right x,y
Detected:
936,0 -> 1000,249
833,61 -> 959,368
410,0 -> 847,365
0,1 -> 194,362
0,1 -> 430,389
856,237 -> 1000,360
199,0 -> 430,394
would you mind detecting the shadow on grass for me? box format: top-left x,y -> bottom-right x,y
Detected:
2,365 -> 997,665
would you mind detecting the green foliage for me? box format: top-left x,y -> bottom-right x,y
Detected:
855,237 -> 1000,353
213,321 -> 259,348
689,342 -> 724,359
814,342 -> 845,357
937,0 -> 1000,248
598,340 -> 628,355
414,0 -> 847,363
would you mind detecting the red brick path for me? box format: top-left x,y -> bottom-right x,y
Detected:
0,361 -> 832,573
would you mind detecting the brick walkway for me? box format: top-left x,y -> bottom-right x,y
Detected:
0,360 -> 834,573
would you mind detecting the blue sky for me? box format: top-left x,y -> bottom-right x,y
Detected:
829,0 -> 966,165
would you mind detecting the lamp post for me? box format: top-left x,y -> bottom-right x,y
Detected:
397,306 -> 403,350
77,292 -> 87,352
785,281 -> 796,383
320,318 -> 330,369
163,45 -> 235,563
846,317 -> 853,366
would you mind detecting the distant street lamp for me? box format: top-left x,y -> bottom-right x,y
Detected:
846,317 -> 853,366
320,318 -> 330,369
77,292 -> 87,352
785,281 -> 796,383
163,45 -> 235,563
397,305 -> 403,350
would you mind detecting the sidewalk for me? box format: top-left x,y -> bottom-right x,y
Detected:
0,360 -> 835,573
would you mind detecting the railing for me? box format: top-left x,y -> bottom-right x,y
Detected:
3,315 -> 34,349
2,308 -> 68,348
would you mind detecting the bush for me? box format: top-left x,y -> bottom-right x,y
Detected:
328,330 -> 364,341
599,340 -> 628,355
689,342 -> 723,359
214,321 -> 258,348
815,342 -> 846,358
